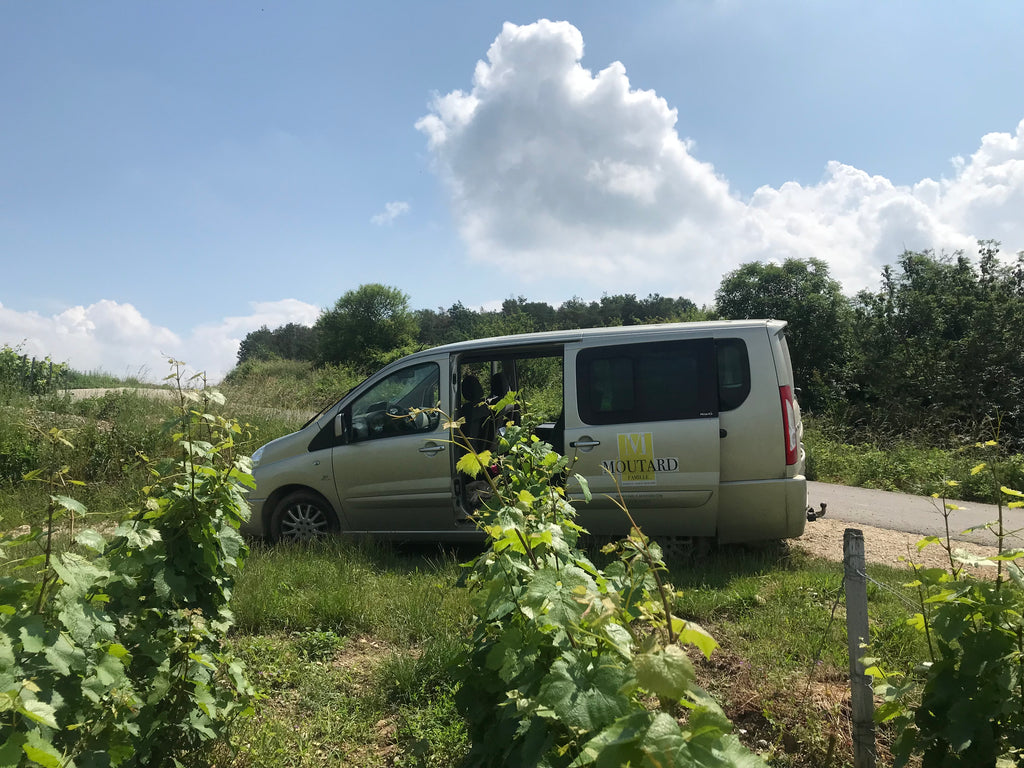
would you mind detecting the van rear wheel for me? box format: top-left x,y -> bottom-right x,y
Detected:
272,491 -> 339,543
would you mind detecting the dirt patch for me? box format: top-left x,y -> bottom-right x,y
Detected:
793,515 -> 1002,575
329,634 -> 398,692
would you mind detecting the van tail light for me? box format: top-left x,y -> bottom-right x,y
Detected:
780,385 -> 799,466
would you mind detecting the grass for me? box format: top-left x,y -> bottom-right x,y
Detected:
220,358 -> 364,415
211,537 -> 929,768
220,540 -> 473,767
665,543 -> 926,765
60,368 -> 162,389
805,416 -> 1024,504
0,385 -> 309,530
0,382 -> 996,767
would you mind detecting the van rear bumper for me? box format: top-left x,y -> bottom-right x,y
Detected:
717,476 -> 807,543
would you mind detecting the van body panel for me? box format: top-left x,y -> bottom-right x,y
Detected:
244,439 -> 345,533
330,355 -> 453,532
563,335 -> 721,537
717,326 -> 787,483
331,433 -> 453,531
770,329 -> 805,478
564,418 -> 721,536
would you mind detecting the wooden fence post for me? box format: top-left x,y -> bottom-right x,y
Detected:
844,528 -> 876,768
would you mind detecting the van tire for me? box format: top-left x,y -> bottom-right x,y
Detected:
271,490 -> 340,543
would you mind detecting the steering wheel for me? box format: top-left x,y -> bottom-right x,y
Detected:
385,403 -> 412,431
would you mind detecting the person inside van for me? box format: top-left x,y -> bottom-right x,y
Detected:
488,370 -> 520,432
458,373 -> 492,453
457,373 -> 495,510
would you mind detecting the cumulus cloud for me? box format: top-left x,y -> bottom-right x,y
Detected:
0,298 -> 321,383
371,201 -> 411,225
417,20 -> 1024,302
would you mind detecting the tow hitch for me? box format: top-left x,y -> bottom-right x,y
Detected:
806,502 -> 827,522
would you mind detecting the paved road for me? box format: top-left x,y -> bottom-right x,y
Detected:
807,481 -> 1024,548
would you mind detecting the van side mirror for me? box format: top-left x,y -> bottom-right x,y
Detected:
344,413 -> 370,442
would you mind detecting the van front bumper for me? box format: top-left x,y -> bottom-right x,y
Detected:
240,498 -> 266,538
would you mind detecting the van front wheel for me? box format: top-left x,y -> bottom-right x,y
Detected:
272,491 -> 340,543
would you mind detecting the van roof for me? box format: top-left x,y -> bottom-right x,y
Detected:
407,319 -> 788,360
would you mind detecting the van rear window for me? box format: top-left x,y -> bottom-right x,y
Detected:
577,339 -> 717,425
716,338 -> 750,412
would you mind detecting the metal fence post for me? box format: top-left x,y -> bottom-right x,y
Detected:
844,528 -> 876,768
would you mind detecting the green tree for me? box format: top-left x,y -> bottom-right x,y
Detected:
715,257 -> 853,412
849,243 -> 1024,445
598,293 -> 643,326
272,322 -> 317,361
554,296 -> 601,329
236,326 -> 275,365
316,284 -> 419,372
637,293 -> 698,323
236,323 -> 317,365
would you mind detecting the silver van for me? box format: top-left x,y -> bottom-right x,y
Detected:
243,320 -> 807,543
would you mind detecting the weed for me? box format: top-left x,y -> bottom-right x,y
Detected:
293,628 -> 346,661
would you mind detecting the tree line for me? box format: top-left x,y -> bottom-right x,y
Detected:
236,241 -> 1024,448
237,288 -> 701,373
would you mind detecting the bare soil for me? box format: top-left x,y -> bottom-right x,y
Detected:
793,515 -> 1001,574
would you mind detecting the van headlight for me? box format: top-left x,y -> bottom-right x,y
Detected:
251,445 -> 264,467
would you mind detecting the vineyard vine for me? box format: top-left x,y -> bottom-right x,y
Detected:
0,362 -> 254,767
868,443 -> 1024,767
443,394 -> 766,767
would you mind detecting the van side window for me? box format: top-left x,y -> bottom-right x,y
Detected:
348,362 -> 440,442
716,338 -> 750,412
577,339 -> 717,425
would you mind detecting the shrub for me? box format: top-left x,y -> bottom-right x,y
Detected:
0,365 -> 254,766
869,454 -> 1024,766
451,397 -> 765,767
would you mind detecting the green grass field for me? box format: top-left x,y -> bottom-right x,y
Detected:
206,538 -> 925,767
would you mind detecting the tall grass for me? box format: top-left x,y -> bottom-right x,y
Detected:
666,544 -> 926,765
60,368 -> 159,389
805,416 -> 1024,503
1,366 -> 999,767
0,390 -> 176,526
220,358 -> 363,414
225,538 -> 926,768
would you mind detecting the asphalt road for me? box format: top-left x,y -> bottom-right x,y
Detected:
807,480 -> 1024,548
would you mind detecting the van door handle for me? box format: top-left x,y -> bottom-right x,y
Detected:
719,429 -> 727,438
419,442 -> 446,455
569,439 -> 601,449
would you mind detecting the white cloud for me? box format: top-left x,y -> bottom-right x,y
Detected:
418,20 -> 1024,303
370,200 -> 411,225
0,298 -> 321,384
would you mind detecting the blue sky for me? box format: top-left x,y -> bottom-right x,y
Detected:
3,2 -> 1023,380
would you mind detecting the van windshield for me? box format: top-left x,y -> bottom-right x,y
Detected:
299,375 -> 371,430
